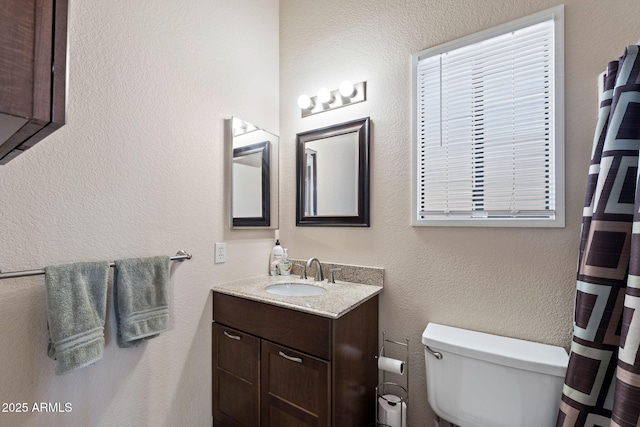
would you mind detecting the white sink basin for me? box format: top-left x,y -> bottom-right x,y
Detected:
265,283 -> 328,297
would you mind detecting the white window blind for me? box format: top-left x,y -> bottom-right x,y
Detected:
412,7 -> 564,227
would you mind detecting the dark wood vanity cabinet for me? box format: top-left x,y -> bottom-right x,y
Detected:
0,0 -> 68,164
212,291 -> 378,427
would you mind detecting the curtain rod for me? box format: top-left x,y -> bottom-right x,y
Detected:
0,250 -> 192,280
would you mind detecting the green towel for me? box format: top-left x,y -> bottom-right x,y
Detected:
45,261 -> 110,375
114,256 -> 170,348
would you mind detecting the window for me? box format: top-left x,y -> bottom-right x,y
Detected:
411,6 -> 564,227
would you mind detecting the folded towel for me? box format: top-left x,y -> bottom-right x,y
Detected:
114,256 -> 170,348
45,261 -> 110,375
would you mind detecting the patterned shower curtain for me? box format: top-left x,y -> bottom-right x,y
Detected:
558,45 -> 640,427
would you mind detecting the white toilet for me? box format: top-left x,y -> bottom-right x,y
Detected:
422,323 -> 569,427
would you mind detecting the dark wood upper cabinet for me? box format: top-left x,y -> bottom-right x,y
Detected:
0,0 -> 68,164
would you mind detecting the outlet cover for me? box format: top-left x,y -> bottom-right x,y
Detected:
215,242 -> 226,263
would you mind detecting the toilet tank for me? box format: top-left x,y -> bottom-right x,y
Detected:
422,323 -> 568,427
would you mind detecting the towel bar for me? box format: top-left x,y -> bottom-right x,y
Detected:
0,250 -> 192,280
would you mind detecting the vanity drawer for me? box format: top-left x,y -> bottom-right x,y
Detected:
212,324 -> 259,426
261,340 -> 330,427
213,292 -> 332,360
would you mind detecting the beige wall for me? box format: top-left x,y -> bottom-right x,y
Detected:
2,1 -> 639,426
0,0 -> 278,425
280,1 -> 640,425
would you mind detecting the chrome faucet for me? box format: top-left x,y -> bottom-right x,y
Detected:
306,257 -> 324,282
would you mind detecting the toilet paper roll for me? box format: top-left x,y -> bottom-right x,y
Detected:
377,394 -> 407,427
378,356 -> 405,375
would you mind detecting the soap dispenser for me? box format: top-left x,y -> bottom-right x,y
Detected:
269,232 -> 284,275
279,248 -> 292,276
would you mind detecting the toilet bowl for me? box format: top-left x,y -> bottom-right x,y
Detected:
422,323 -> 568,427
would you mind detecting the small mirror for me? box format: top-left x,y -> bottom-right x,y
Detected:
296,117 -> 370,226
229,117 -> 279,228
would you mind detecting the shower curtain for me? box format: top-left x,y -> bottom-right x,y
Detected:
558,45 -> 640,427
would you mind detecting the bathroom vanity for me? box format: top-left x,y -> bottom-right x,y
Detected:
211,276 -> 381,426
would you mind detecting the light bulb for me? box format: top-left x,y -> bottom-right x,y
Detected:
297,94 -> 314,110
339,80 -> 356,98
317,88 -> 334,104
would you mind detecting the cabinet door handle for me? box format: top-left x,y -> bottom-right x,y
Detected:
278,351 -> 302,363
223,331 -> 241,340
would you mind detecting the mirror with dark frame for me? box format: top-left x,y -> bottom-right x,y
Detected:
296,117 -> 370,226
229,117 -> 279,228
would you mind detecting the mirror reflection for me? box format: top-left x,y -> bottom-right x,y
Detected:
233,141 -> 269,220
304,133 -> 359,216
229,117 -> 279,228
296,117 -> 370,226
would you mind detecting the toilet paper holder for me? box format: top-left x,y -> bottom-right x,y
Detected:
375,332 -> 409,427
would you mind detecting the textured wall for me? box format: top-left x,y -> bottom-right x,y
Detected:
279,1 -> 640,425
0,0 -> 278,425
3,2 -> 639,425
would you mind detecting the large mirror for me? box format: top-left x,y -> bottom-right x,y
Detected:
296,117 -> 370,226
229,117 -> 279,228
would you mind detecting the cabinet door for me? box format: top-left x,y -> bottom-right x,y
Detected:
261,340 -> 330,427
212,324 -> 260,426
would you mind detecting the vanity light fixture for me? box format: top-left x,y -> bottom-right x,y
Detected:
298,80 -> 367,117
317,87 -> 334,104
297,94 -> 314,110
339,80 -> 356,98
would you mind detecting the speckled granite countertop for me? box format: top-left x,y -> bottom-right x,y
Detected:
211,275 -> 382,319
